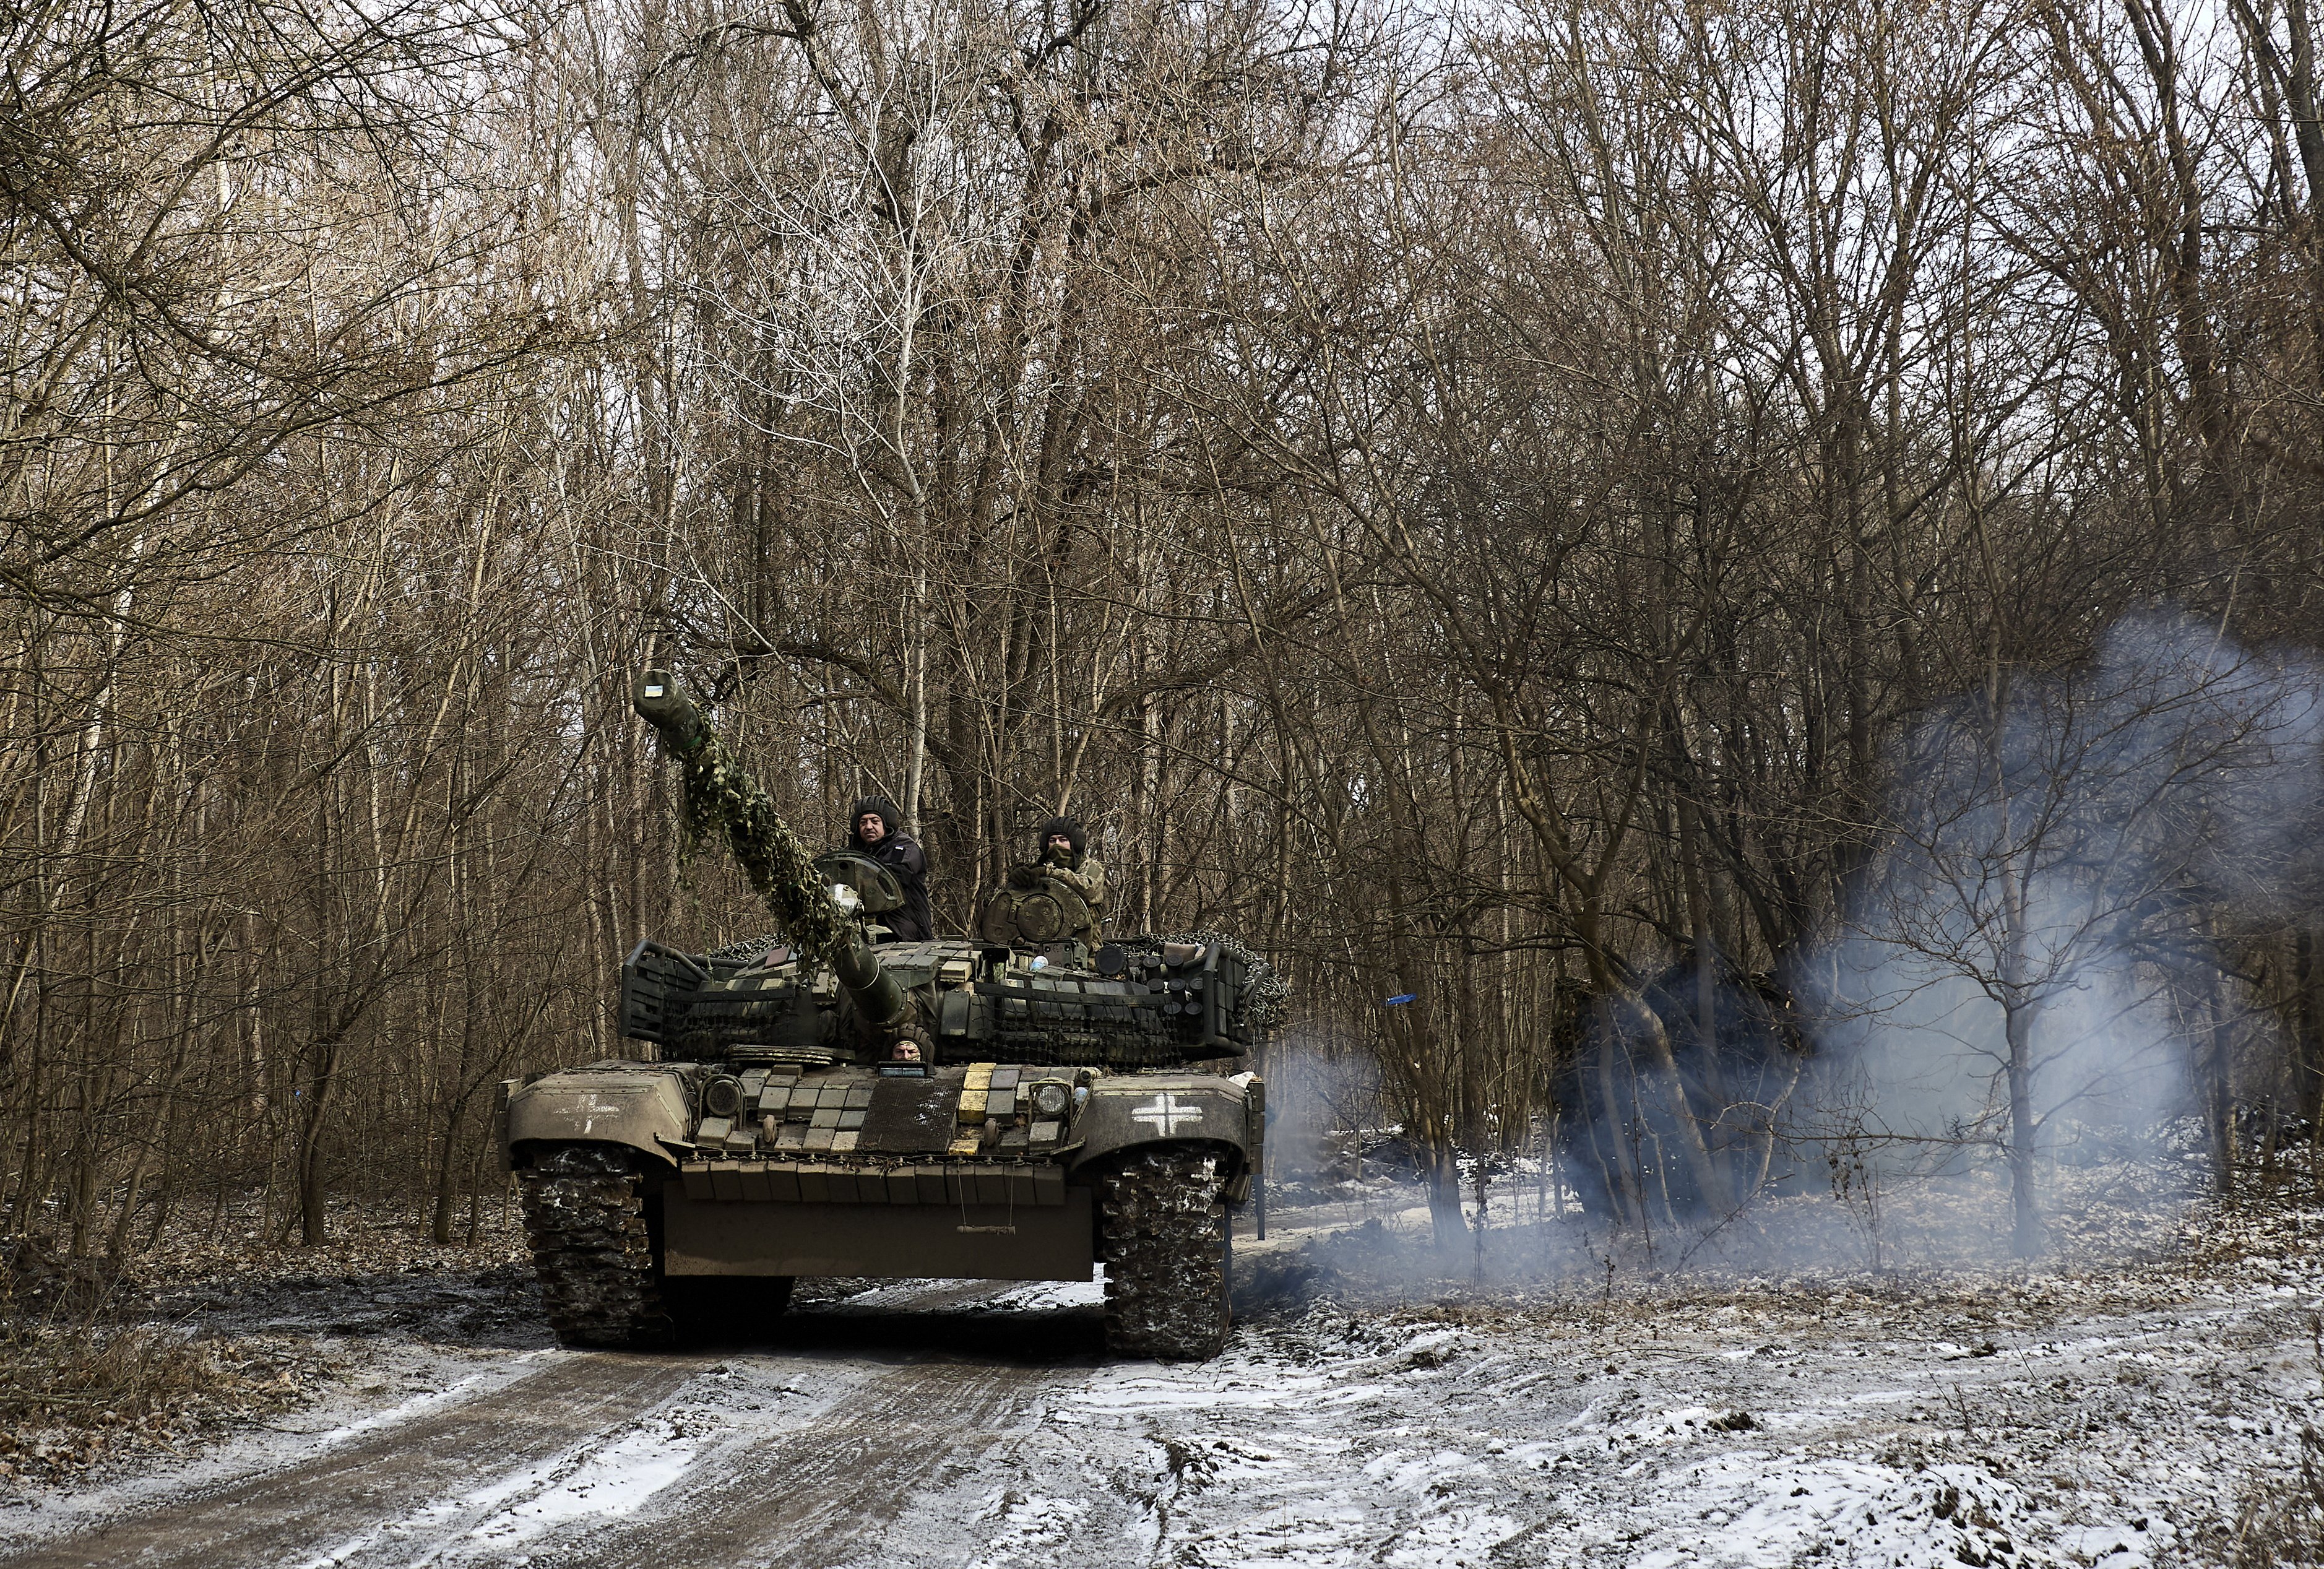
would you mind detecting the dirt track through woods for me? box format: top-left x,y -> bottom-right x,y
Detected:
546,1359 -> 1035,1569
4,1280 -> 1071,1569
2,1352 -> 703,1569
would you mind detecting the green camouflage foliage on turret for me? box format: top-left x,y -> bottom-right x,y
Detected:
633,672 -> 849,966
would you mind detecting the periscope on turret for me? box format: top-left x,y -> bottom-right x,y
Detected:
493,668 -> 1287,1360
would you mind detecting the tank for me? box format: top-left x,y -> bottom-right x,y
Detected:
495,670 -> 1282,1360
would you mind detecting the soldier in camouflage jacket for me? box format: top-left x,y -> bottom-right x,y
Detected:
1035,815 -> 1106,940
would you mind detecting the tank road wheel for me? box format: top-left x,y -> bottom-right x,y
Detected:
516,1144 -> 673,1349
1098,1149 -> 1230,1360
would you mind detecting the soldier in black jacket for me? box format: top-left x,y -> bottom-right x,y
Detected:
846,796 -> 933,941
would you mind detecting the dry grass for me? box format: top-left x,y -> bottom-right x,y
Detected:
0,1323 -> 226,1426
2227,1316 -> 2324,1568
0,1193 -> 534,1490
0,1321 -> 321,1484
0,1223 -> 391,1485
2229,1424 -> 2324,1567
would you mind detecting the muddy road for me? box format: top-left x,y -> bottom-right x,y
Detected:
7,1280 -> 1101,1569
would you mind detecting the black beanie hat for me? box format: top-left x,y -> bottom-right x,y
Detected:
850,797 -> 904,847
1038,816 -> 1085,857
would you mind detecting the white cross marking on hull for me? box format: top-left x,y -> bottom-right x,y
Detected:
1131,1092 -> 1205,1136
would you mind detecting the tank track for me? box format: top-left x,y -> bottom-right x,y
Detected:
1097,1149 -> 1230,1360
516,1144 -> 673,1349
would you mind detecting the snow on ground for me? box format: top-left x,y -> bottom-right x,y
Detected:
0,1153 -> 2318,1568
1002,1284 -> 2289,1568
0,1335 -> 544,1549
1128,1154 -> 2320,1567
291,1402 -> 715,1567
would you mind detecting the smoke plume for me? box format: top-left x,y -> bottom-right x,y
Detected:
1789,612 -> 2323,1250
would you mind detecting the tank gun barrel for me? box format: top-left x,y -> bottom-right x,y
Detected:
831,936 -> 905,1031
631,669 -> 902,1033
633,671 -> 710,753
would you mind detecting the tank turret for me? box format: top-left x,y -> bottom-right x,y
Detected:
623,668 -> 1281,1069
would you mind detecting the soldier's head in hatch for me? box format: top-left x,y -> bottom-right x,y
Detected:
1040,815 -> 1084,866
850,796 -> 903,851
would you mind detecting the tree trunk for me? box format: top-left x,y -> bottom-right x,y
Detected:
296,1039 -> 341,1246
2207,980 -> 2237,1197
2294,928 -> 2323,1129
1425,1141 -> 1465,1253
1619,992 -> 1734,1217
2005,999 -> 2043,1258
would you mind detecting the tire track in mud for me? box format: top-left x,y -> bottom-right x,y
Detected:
530,1280 -> 1089,1568
10,1281 -> 1086,1569
538,1355 -> 1045,1569
2,1353 -> 706,1569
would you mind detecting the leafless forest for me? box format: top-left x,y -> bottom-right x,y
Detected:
5,0 -> 2322,1264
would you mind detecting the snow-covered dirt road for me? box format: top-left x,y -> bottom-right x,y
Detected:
4,1180 -> 2318,1568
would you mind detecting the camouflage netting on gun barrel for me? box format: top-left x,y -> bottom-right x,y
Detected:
672,732 -> 850,967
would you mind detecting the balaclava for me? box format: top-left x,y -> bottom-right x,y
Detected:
1039,815 -> 1085,863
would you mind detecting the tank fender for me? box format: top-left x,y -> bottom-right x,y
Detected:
506,1068 -> 690,1172
1067,1074 -> 1253,1177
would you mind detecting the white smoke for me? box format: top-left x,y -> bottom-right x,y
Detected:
1256,1032 -> 1389,1188
1244,614 -> 2323,1291
1790,611 -> 2324,1243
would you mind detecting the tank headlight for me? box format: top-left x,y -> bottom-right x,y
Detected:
702,1075 -> 745,1118
1031,1081 -> 1070,1117
829,883 -> 862,914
